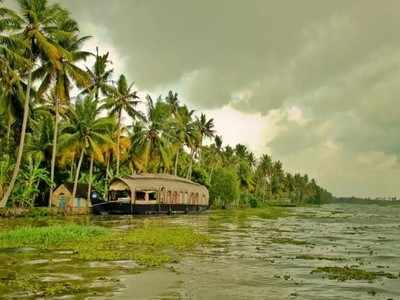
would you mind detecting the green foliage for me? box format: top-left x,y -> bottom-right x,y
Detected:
11,155 -> 50,208
0,154 -> 13,199
239,192 -> 260,208
210,168 -> 240,208
0,224 -> 108,247
191,165 -> 210,188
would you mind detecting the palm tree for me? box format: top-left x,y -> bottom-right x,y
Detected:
130,95 -> 172,173
186,113 -> 215,179
102,74 -> 143,176
59,95 -> 114,200
257,154 -> 273,201
208,135 -> 223,183
1,0 -> 69,207
170,103 -> 195,176
83,47 -> 113,100
32,15 -> 91,207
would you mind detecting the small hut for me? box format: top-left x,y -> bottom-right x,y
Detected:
51,183 -> 92,214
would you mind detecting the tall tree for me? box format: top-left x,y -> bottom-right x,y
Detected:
32,15 -> 91,207
102,74 -> 143,176
59,95 -> 114,200
84,47 -> 113,100
187,113 -> 215,179
130,95 -> 172,173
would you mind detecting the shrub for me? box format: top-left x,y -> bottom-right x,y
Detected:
209,168 -> 240,208
239,192 -> 260,208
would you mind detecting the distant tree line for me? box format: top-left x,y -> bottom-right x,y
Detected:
0,0 -> 333,209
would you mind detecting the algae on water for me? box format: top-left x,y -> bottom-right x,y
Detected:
311,266 -> 398,282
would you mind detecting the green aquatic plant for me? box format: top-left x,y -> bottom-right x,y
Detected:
0,224 -> 108,247
311,266 -> 398,282
71,223 -> 209,266
0,221 -> 209,267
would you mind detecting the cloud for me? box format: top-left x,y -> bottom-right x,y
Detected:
50,0 -> 400,197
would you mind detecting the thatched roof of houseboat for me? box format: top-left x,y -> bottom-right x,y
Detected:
110,174 -> 208,194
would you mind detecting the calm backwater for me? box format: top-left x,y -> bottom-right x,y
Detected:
1,203 -> 400,299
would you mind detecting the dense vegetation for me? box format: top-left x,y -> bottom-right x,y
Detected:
0,0 -> 333,210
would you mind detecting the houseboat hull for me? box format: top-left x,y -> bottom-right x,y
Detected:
92,202 -> 208,215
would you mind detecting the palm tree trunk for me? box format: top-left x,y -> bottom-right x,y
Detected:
186,149 -> 195,180
69,156 -> 75,181
0,71 -> 32,208
116,110 -> 122,176
48,98 -> 60,207
87,154 -> 94,203
72,148 -> 85,200
209,164 -> 215,184
104,153 -> 110,199
6,121 -> 11,150
174,147 -> 179,176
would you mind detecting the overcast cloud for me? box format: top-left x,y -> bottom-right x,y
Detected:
52,0 -> 400,198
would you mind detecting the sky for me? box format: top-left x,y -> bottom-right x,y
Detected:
43,0 -> 400,198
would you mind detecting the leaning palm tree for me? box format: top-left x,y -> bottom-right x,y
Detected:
1,0 -> 69,207
102,74 -> 143,176
59,95 -> 114,200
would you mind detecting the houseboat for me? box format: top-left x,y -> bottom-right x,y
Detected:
93,174 -> 209,215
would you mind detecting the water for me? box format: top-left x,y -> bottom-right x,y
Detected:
1,203 -> 400,299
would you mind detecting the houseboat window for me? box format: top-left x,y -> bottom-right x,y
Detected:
114,190 -> 130,202
180,192 -> 184,203
148,192 -> 157,201
167,191 -> 171,202
173,191 -> 178,203
135,191 -> 146,201
185,192 -> 189,203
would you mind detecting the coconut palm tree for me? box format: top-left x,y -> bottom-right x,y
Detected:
83,47 -> 113,100
32,15 -> 91,207
59,95 -> 114,200
130,95 -> 173,173
170,103 -> 195,176
186,113 -> 214,179
102,74 -> 143,176
256,154 -> 274,201
1,0 -> 70,207
207,135 -> 223,183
